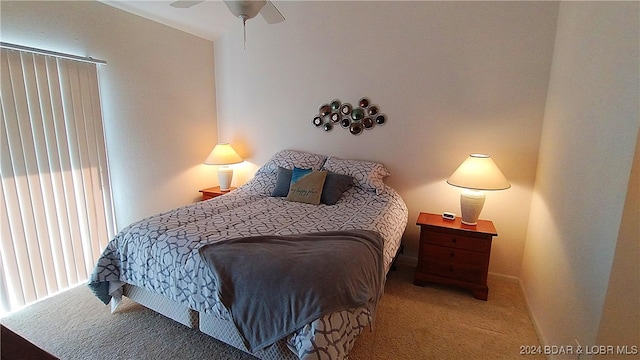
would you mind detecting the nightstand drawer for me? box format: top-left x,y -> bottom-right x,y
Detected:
421,244 -> 488,266
422,232 -> 490,252
414,212 -> 497,300
422,259 -> 484,284
202,193 -> 216,201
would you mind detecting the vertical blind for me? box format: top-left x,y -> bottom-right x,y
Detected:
0,48 -> 115,315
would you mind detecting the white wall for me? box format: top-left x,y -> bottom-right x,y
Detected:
215,1 -> 559,278
1,1 -> 218,229
595,129 -> 639,359
521,1 -> 639,354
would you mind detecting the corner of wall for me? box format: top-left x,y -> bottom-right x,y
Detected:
594,127 -> 640,355
519,1 -> 639,355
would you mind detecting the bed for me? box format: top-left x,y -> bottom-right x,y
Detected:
89,149 -> 408,360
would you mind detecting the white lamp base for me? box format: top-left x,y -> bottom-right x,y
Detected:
217,166 -> 234,191
460,189 -> 485,225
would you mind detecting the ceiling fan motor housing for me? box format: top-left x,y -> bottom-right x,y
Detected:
225,0 -> 266,20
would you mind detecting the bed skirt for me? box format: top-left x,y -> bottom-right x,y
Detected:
115,284 -> 296,360
118,284 -> 198,328
199,311 -> 298,360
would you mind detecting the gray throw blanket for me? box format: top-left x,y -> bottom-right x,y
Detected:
198,229 -> 385,352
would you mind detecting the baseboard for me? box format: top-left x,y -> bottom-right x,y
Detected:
488,271 -> 520,284
489,273 -> 547,350
519,280 -> 548,350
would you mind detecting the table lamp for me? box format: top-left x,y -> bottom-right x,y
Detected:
204,143 -> 243,191
446,154 -> 510,225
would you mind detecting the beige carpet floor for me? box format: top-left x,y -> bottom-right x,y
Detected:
1,263 -> 542,359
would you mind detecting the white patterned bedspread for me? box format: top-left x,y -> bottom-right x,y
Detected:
89,174 -> 408,359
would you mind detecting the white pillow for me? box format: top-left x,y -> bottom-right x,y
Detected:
255,149 -> 327,175
322,157 -> 390,194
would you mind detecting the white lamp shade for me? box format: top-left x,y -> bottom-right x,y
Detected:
447,154 -> 510,191
447,154 -> 510,225
204,143 -> 243,191
204,143 -> 243,165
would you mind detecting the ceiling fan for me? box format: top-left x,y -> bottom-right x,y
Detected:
170,0 -> 284,24
170,1 -> 285,46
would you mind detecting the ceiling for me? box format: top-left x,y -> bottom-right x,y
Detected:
100,0 -> 241,41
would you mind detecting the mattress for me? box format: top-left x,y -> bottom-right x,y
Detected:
89,150 -> 408,359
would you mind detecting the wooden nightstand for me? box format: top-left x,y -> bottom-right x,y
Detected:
199,186 -> 236,201
413,212 -> 497,300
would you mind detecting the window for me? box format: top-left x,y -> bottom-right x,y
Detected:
0,46 -> 115,315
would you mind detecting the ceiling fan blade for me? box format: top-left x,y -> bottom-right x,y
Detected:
170,0 -> 204,9
260,1 -> 285,24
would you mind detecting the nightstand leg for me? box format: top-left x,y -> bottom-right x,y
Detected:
472,287 -> 488,301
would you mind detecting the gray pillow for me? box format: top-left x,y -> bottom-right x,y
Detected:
271,166 -> 354,205
321,172 -> 354,205
271,167 -> 294,197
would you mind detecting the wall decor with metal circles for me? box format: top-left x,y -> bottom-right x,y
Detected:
311,97 -> 386,135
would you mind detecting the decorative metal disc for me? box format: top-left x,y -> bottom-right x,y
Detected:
351,108 -> 364,121
363,117 -> 374,129
319,104 -> 331,116
340,103 -> 352,116
349,122 -> 363,135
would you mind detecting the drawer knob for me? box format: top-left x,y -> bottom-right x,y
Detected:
451,238 -> 457,244
450,252 -> 455,257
